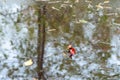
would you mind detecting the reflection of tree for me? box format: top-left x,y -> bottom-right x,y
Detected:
92,14 -> 110,46
37,5 -> 46,80
92,15 -> 111,64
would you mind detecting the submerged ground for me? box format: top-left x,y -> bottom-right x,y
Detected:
0,0 -> 120,80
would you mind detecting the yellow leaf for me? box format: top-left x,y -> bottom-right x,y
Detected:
104,1 -> 109,3
47,29 -> 56,32
51,7 -> 60,11
75,0 -> 79,3
79,20 -> 88,23
24,59 -> 33,66
32,78 -> 38,80
96,3 -> 103,10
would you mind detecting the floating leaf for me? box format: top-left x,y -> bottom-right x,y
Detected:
24,59 -> 33,66
63,53 -> 67,57
75,0 -> 79,3
51,7 -> 60,11
96,3 -> 103,10
47,29 -> 56,32
104,6 -> 112,9
113,23 -> 120,26
75,19 -> 88,24
104,1 -> 109,4
32,78 -> 38,80
79,20 -> 88,23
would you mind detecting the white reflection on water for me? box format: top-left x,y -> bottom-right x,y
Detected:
109,34 -> 120,66
83,22 -> 96,40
